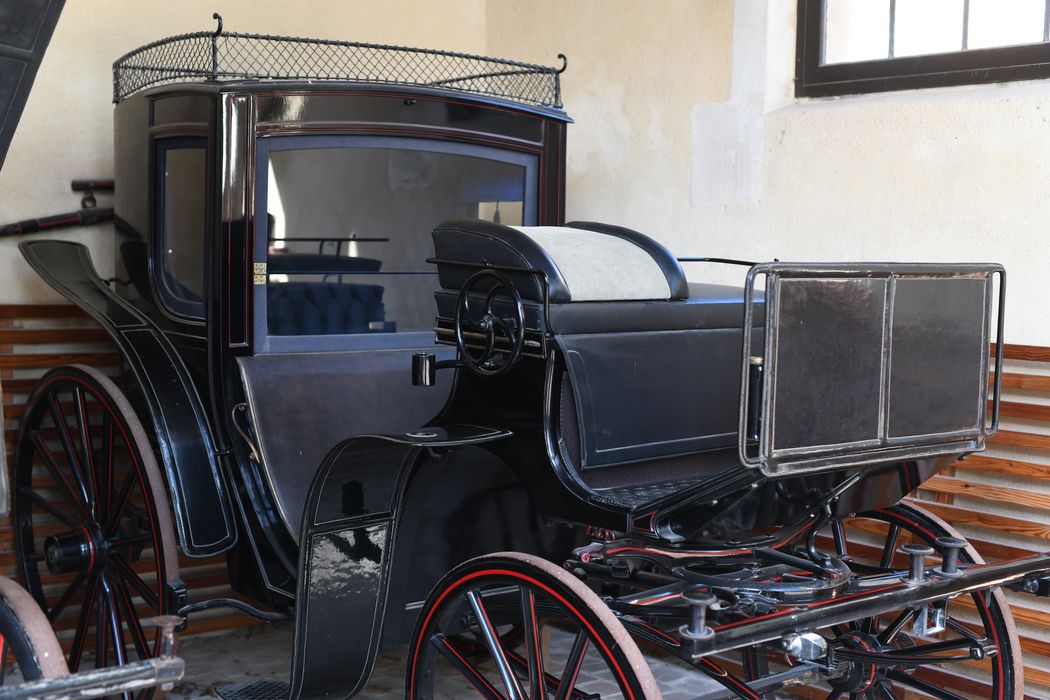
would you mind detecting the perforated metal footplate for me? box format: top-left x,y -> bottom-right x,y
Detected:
597,479 -> 698,506
215,679 -> 290,700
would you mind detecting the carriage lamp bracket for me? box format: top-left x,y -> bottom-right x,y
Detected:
412,352 -> 464,387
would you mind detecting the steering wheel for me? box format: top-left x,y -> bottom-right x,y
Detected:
454,269 -> 526,377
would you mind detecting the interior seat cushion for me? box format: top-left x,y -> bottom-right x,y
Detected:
268,282 -> 385,335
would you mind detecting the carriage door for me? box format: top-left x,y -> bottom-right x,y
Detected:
237,134 -> 538,542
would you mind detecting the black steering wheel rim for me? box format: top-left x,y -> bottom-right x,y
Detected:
454,269 -> 526,377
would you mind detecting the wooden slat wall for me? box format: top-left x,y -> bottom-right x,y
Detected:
907,343 -> 1050,697
0,304 -> 259,646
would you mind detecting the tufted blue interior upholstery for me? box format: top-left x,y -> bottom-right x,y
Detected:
267,282 -> 386,335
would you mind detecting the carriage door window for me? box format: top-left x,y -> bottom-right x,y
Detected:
257,136 -> 536,349
155,138 -> 206,317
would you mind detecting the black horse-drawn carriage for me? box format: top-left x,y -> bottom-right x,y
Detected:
6,17 -> 1049,700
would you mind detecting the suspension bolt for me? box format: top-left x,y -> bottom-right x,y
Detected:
680,590 -> 717,641
901,543 -> 935,584
936,541 -> 965,579
936,537 -> 967,577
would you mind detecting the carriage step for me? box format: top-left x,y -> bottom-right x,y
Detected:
215,679 -> 290,700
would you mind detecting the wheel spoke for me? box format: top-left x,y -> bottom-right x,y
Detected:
98,411 -> 114,517
103,468 -> 138,537
101,575 -> 134,700
47,571 -> 87,621
876,609 -> 915,646
114,577 -> 151,661
886,669 -> 965,700
466,589 -> 525,700
19,486 -> 77,528
47,391 -> 91,507
30,430 -> 89,519
110,555 -> 159,609
69,575 -> 99,672
553,631 -> 589,700
520,588 -> 547,700
95,579 -> 109,669
429,633 -> 506,700
71,386 -> 98,519
879,525 -> 901,569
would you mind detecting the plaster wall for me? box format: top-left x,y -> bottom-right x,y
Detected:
491,1 -> 1050,345
0,0 -> 487,303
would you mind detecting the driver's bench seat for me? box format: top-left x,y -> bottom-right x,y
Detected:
431,219 -> 760,504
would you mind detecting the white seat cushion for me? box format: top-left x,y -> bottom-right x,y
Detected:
512,226 -> 672,301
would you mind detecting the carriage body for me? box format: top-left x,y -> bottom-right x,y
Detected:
10,24 -> 1049,700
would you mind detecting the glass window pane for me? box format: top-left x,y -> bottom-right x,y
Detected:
161,147 -> 206,307
823,0 -> 891,64
968,0 -> 1046,50
265,144 -> 531,337
894,0 -> 965,57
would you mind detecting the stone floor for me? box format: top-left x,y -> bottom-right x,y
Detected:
167,621 -> 726,699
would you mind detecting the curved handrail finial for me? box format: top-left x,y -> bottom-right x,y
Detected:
212,12 -> 223,37
556,53 -> 568,74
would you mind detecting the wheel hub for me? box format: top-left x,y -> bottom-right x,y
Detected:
829,632 -> 886,693
44,523 -> 102,575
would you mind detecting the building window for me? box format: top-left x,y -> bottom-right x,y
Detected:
797,0 -> 1050,97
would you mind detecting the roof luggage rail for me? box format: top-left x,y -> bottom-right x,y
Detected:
112,13 -> 567,108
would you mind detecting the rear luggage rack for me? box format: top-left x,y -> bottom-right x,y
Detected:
112,14 -> 566,107
740,262 -> 1006,477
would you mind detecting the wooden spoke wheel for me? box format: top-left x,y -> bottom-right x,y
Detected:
742,502 -> 1021,700
407,551 -> 661,700
0,575 -> 69,683
12,365 -> 179,696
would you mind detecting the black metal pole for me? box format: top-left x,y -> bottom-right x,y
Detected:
0,207 -> 114,238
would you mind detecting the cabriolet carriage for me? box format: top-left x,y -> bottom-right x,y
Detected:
6,17 -> 1050,700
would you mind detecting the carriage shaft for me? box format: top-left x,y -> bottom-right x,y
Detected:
0,656 -> 184,700
690,551 -> 1050,660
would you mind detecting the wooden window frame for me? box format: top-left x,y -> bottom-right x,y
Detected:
796,0 -> 1050,97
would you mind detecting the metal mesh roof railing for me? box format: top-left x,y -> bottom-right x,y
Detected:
112,15 -> 565,108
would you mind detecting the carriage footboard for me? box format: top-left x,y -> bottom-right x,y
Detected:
739,262 -> 1005,477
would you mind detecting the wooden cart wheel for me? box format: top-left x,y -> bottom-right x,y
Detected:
12,365 -> 179,697
0,575 -> 69,682
407,551 -> 662,700
742,502 -> 1022,700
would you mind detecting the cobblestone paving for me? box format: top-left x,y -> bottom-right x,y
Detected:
168,621 -> 726,699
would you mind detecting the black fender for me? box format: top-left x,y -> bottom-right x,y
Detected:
290,425 -> 515,700
19,240 -> 237,556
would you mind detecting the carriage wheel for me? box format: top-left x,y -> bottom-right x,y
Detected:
12,365 -> 179,696
407,551 -> 661,699
0,575 -> 69,682
742,502 -> 1021,700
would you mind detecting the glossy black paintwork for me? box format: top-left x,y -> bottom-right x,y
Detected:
32,79 -> 567,604
291,426 -> 577,698
18,240 -> 237,556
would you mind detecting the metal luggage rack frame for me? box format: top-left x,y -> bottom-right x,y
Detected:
112,14 -> 566,107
